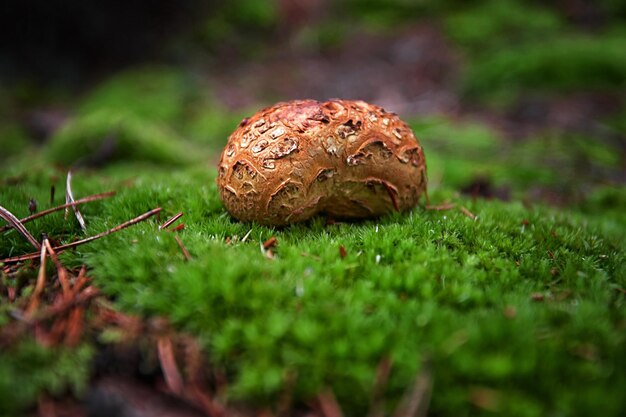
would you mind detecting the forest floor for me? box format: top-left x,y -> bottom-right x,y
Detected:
1,3 -> 625,416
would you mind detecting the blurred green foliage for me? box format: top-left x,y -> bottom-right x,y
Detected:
0,341 -> 92,415
47,110 -> 200,166
463,33 -> 626,102
444,0 -> 564,53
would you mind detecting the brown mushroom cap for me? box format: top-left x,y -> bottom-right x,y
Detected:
217,99 -> 427,226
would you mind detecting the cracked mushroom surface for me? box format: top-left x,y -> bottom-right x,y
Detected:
217,99 -> 427,226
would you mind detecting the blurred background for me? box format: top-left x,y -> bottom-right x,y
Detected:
1,0 -> 625,209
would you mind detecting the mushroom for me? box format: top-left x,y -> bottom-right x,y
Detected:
217,99 -> 427,226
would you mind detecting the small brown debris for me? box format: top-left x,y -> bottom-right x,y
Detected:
503,306 -> 517,319
172,223 -> 185,232
531,292 -> 545,302
263,236 -> 278,250
339,245 -> 347,259
28,199 -> 38,214
468,387 -> 501,412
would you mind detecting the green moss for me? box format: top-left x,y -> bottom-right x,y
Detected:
46,110 -> 202,167
445,0 -> 564,53
2,158 -> 623,415
0,341 -> 92,416
78,67 -> 194,125
463,33 -> 626,100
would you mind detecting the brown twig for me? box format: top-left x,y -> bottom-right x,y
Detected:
43,240 -> 71,297
1,207 -> 162,264
174,235 -> 192,261
25,239 -> 48,317
0,191 -> 116,233
66,171 -> 87,231
391,360 -> 432,417
157,336 -> 184,395
317,389 -> 344,417
459,206 -> 477,221
367,357 -> 393,417
263,236 -> 278,250
0,204 -> 41,249
425,202 -> 456,211
160,212 -> 183,230
29,286 -> 100,324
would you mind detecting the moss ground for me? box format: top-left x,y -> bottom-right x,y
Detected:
2,1 -> 626,415
2,120 -> 625,415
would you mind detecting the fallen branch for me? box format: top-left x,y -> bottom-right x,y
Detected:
0,205 -> 41,249
1,207 -> 162,264
0,191 -> 116,233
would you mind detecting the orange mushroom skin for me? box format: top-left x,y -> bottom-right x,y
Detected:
217,99 -> 427,226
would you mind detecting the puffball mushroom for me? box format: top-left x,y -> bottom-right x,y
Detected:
217,99 -> 427,226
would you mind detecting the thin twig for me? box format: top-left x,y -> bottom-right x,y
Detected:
391,360 -> 432,417
1,207 -> 162,264
43,239 -> 71,297
25,239 -> 48,317
174,235 -> 192,261
30,286 -> 100,323
157,336 -> 184,395
66,171 -> 87,231
367,357 -> 393,417
317,389 -> 344,417
459,206 -> 477,221
0,191 -> 116,233
160,212 -> 183,230
0,205 -> 41,249
425,203 -> 456,211
241,229 -> 253,243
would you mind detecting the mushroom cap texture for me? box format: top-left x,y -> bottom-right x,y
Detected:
217,99 -> 427,226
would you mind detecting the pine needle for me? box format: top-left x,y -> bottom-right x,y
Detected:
1,207 -> 162,264
0,204 -> 41,249
65,171 -> 87,231
0,191 -> 116,234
